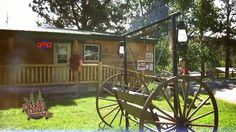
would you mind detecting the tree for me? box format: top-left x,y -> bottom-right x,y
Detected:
191,0 -> 219,76
155,36 -> 171,72
217,0 -> 236,77
30,0 -> 136,33
164,0 -> 219,76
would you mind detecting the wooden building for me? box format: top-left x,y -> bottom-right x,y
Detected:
0,27 -> 156,89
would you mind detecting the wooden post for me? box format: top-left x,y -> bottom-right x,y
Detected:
171,15 -> 178,76
8,37 -> 16,84
123,37 -> 129,130
98,62 -> 103,90
171,14 -> 179,120
72,40 -> 80,96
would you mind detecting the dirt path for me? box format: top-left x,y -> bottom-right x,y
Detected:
206,79 -> 236,104
214,88 -> 236,104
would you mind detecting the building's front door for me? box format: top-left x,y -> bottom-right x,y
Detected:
54,43 -> 71,64
53,43 -> 71,82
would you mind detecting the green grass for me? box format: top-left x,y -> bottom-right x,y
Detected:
217,100 -> 236,131
0,94 -> 100,130
0,93 -> 236,131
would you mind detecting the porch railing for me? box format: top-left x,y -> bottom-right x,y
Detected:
0,62 -> 143,86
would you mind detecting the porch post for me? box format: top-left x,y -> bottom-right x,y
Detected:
8,37 -> 17,84
72,40 -> 79,53
72,40 -> 80,96
98,62 -> 103,89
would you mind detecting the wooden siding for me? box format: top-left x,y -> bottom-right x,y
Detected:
0,37 -> 54,65
83,40 -> 155,72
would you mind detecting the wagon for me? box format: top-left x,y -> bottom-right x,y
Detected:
96,12 -> 218,131
96,73 -> 218,131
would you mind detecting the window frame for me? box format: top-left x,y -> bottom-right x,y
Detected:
83,43 -> 100,63
53,42 -> 71,64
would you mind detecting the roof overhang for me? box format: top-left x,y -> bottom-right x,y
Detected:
0,26 -> 157,44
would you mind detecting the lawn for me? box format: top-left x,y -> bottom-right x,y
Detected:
0,93 -> 236,131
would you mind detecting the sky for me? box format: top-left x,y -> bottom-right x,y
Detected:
0,0 -> 38,27
0,0 -> 224,29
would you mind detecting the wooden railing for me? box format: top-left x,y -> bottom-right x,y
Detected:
0,64 -> 74,86
0,62 -> 138,86
0,62 -> 159,87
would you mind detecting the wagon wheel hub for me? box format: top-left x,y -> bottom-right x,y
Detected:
176,117 -> 190,130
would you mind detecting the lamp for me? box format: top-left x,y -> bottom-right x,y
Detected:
177,21 -> 188,50
118,41 -> 125,57
177,21 -> 188,42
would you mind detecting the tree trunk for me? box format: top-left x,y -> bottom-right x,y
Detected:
225,38 -> 230,78
225,0 -> 230,78
200,30 -> 205,78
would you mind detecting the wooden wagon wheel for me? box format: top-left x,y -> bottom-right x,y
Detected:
139,76 -> 218,132
96,73 -> 149,128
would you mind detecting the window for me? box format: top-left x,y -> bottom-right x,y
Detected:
84,44 -> 100,62
54,43 -> 71,64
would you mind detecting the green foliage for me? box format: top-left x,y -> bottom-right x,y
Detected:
178,37 -> 225,71
30,0 -> 128,33
217,0 -> 236,38
163,0 -> 194,11
29,92 -> 35,104
37,90 -> 44,102
178,40 -> 201,71
164,0 -> 227,72
155,36 -> 171,73
191,0 -> 219,33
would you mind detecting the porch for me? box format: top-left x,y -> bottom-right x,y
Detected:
0,62 -> 154,88
0,62 -> 121,86
0,62 -> 155,109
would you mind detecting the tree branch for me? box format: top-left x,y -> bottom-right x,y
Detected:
75,2 -> 83,11
70,2 -> 80,30
103,0 -> 112,5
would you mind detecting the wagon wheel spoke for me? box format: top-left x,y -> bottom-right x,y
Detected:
98,103 -> 118,110
186,83 -> 202,117
98,97 -> 117,102
119,111 -> 123,126
102,105 -> 119,119
188,96 -> 210,119
182,81 -> 190,118
163,125 -> 176,132
151,106 -> 176,122
130,80 -> 138,91
189,110 -> 215,122
109,108 -> 121,126
103,86 -> 114,96
160,87 -> 178,117
189,123 -> 215,127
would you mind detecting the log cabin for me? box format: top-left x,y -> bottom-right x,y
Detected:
0,26 -> 156,94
